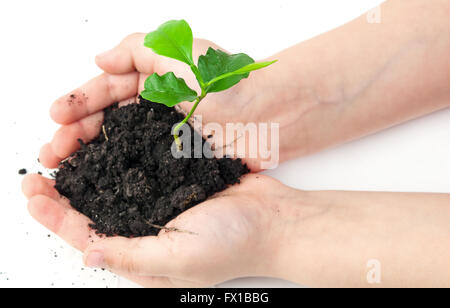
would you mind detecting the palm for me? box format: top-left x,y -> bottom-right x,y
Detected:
22,173 -> 278,287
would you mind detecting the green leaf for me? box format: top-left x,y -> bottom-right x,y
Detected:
141,72 -> 198,107
144,20 -> 194,65
205,60 -> 278,90
198,48 -> 255,93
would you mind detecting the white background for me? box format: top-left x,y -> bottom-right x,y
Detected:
2,0 -> 450,288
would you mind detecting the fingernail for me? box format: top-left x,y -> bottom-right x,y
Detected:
85,251 -> 105,268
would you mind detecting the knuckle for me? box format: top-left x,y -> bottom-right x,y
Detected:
117,252 -> 139,274
104,74 -> 117,101
116,238 -> 144,274
194,38 -> 220,52
194,38 -> 209,44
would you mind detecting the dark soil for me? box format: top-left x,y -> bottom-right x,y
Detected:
18,169 -> 27,175
54,97 -> 249,237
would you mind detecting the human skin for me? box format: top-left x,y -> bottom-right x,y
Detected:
22,173 -> 450,287
26,0 -> 450,287
39,0 -> 450,172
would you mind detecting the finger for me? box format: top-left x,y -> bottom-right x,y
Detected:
28,195 -> 99,251
50,72 -> 139,125
137,72 -> 147,93
122,275 -> 202,288
83,236 -> 174,276
118,96 -> 138,108
22,174 -> 59,200
95,33 -> 154,74
47,95 -> 139,164
27,194 -> 198,287
50,111 -> 103,159
27,193 -> 195,287
39,143 -> 62,169
22,175 -> 72,208
114,273 -> 178,288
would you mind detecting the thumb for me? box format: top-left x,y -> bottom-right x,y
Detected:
95,33 -> 155,75
83,236 -> 174,276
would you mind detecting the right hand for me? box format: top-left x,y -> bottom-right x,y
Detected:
23,173 -> 298,287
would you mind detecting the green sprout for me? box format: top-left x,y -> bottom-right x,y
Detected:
140,20 -> 277,150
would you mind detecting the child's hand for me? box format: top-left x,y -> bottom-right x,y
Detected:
22,173 -> 292,287
40,34 -> 279,172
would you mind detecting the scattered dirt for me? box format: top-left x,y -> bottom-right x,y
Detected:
18,169 -> 27,175
54,97 -> 249,237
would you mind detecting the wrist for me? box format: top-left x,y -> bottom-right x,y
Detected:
231,176 -> 306,279
264,189 -> 336,285
251,183 -> 319,281
249,48 -> 347,162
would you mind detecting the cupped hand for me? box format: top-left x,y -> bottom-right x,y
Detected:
22,173 -> 292,287
30,33 -> 295,286
40,33 -> 280,172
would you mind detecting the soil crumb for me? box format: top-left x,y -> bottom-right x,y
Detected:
18,169 -> 27,175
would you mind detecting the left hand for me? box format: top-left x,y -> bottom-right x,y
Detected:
39,34 -> 282,172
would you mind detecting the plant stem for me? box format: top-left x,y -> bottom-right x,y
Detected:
173,92 -> 206,150
190,65 -> 205,89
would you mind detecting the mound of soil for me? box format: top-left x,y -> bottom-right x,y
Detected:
54,97 -> 249,237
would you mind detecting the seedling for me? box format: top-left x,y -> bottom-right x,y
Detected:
140,20 -> 277,150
